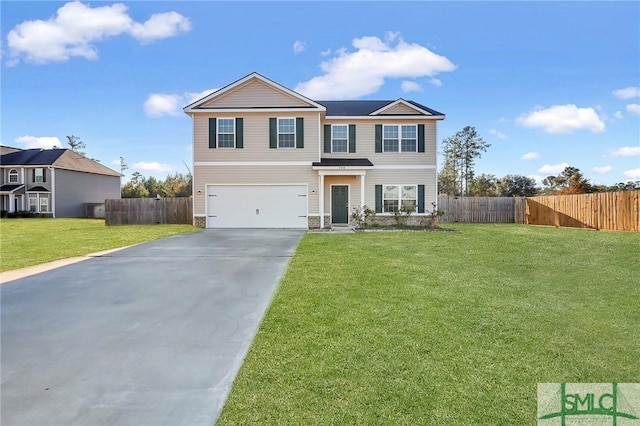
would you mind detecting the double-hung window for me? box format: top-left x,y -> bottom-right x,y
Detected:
217,118 -> 235,148
331,125 -> 348,153
383,125 -> 417,152
278,118 -> 296,148
34,168 -> 44,183
40,196 -> 49,213
28,195 -> 37,212
383,185 -> 417,213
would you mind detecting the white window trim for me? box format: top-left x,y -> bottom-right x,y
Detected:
217,117 -> 236,149
8,169 -> 19,183
277,117 -> 296,149
331,124 -> 348,153
382,184 -> 418,214
28,194 -> 38,212
382,124 -> 418,153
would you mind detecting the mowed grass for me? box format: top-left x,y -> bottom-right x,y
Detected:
217,224 -> 639,425
0,218 -> 198,272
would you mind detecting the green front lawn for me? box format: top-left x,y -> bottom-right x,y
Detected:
217,225 -> 639,425
0,218 -> 198,272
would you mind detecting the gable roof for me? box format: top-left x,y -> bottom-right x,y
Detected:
1,149 -> 121,177
184,72 -> 326,112
317,100 -> 444,117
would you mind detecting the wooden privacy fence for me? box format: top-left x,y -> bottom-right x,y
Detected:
438,196 -> 526,223
105,198 -> 192,225
526,191 -> 639,232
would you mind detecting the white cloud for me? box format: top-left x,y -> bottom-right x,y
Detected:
521,152 -> 540,160
144,88 -> 217,117
131,161 -> 175,173
428,77 -> 442,87
625,103 -> 640,116
401,81 -> 422,93
592,166 -> 612,175
293,40 -> 306,54
612,86 -> 640,100
623,168 -> 640,179
6,1 -> 190,64
295,33 -> 456,99
614,111 -> 624,120
527,174 -> 543,184
538,162 -> 569,175
15,135 -> 62,149
184,88 -> 217,104
489,129 -> 507,140
129,11 -> 191,44
517,104 -> 605,134
144,93 -> 182,117
320,48 -> 331,56
610,146 -> 640,157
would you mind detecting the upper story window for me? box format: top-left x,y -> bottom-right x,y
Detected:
217,118 -> 235,148
34,168 -> 44,183
331,125 -> 348,153
383,125 -> 417,152
8,169 -> 19,183
278,118 -> 296,148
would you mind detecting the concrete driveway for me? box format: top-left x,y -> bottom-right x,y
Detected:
1,229 -> 303,426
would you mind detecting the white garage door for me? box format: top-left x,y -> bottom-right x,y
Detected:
207,185 -> 308,228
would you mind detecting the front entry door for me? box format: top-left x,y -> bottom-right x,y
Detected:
331,186 -> 349,224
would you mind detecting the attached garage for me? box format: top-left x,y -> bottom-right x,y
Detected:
206,185 -> 308,228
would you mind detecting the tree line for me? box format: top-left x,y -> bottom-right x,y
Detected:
438,127 -> 639,197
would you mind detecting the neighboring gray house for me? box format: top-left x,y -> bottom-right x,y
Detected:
0,148 -> 121,217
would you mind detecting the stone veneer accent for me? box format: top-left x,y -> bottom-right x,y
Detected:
367,215 -> 439,228
308,216 -> 320,229
193,216 -> 206,228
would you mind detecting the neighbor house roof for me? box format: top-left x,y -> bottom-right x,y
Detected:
0,149 -> 121,177
317,100 -> 444,117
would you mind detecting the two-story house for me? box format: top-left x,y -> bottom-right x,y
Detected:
0,148 -> 121,217
184,72 -> 444,229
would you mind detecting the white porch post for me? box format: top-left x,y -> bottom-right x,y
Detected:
9,194 -> 15,213
360,174 -> 365,210
319,173 -> 325,229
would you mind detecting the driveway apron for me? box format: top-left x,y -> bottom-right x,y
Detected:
1,229 -> 303,426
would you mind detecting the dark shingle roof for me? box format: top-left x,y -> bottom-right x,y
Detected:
312,158 -> 374,167
316,100 -> 444,116
1,148 -> 65,166
0,184 -> 24,192
27,186 -> 49,192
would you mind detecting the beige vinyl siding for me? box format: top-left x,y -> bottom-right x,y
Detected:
322,176 -> 363,218
365,169 -> 438,214
202,79 -> 311,108
378,103 -> 421,115
193,165 -> 318,215
194,112 -> 320,162
322,119 -> 437,165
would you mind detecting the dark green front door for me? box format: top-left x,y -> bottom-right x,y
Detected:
331,186 -> 349,224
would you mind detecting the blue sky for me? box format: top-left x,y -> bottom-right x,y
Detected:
2,1 -> 639,185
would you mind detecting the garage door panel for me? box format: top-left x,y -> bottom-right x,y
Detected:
207,185 -> 307,228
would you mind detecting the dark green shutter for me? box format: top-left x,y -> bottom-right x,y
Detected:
348,124 -> 356,153
375,124 -> 382,153
296,117 -> 304,148
324,125 -> 331,153
418,124 -> 425,153
208,118 -> 217,149
417,184 -> 425,213
32,169 -> 36,181
375,185 -> 382,213
269,118 -> 277,148
235,118 -> 243,148
43,169 -> 46,183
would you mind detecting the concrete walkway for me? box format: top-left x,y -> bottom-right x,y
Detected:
1,229 -> 303,426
